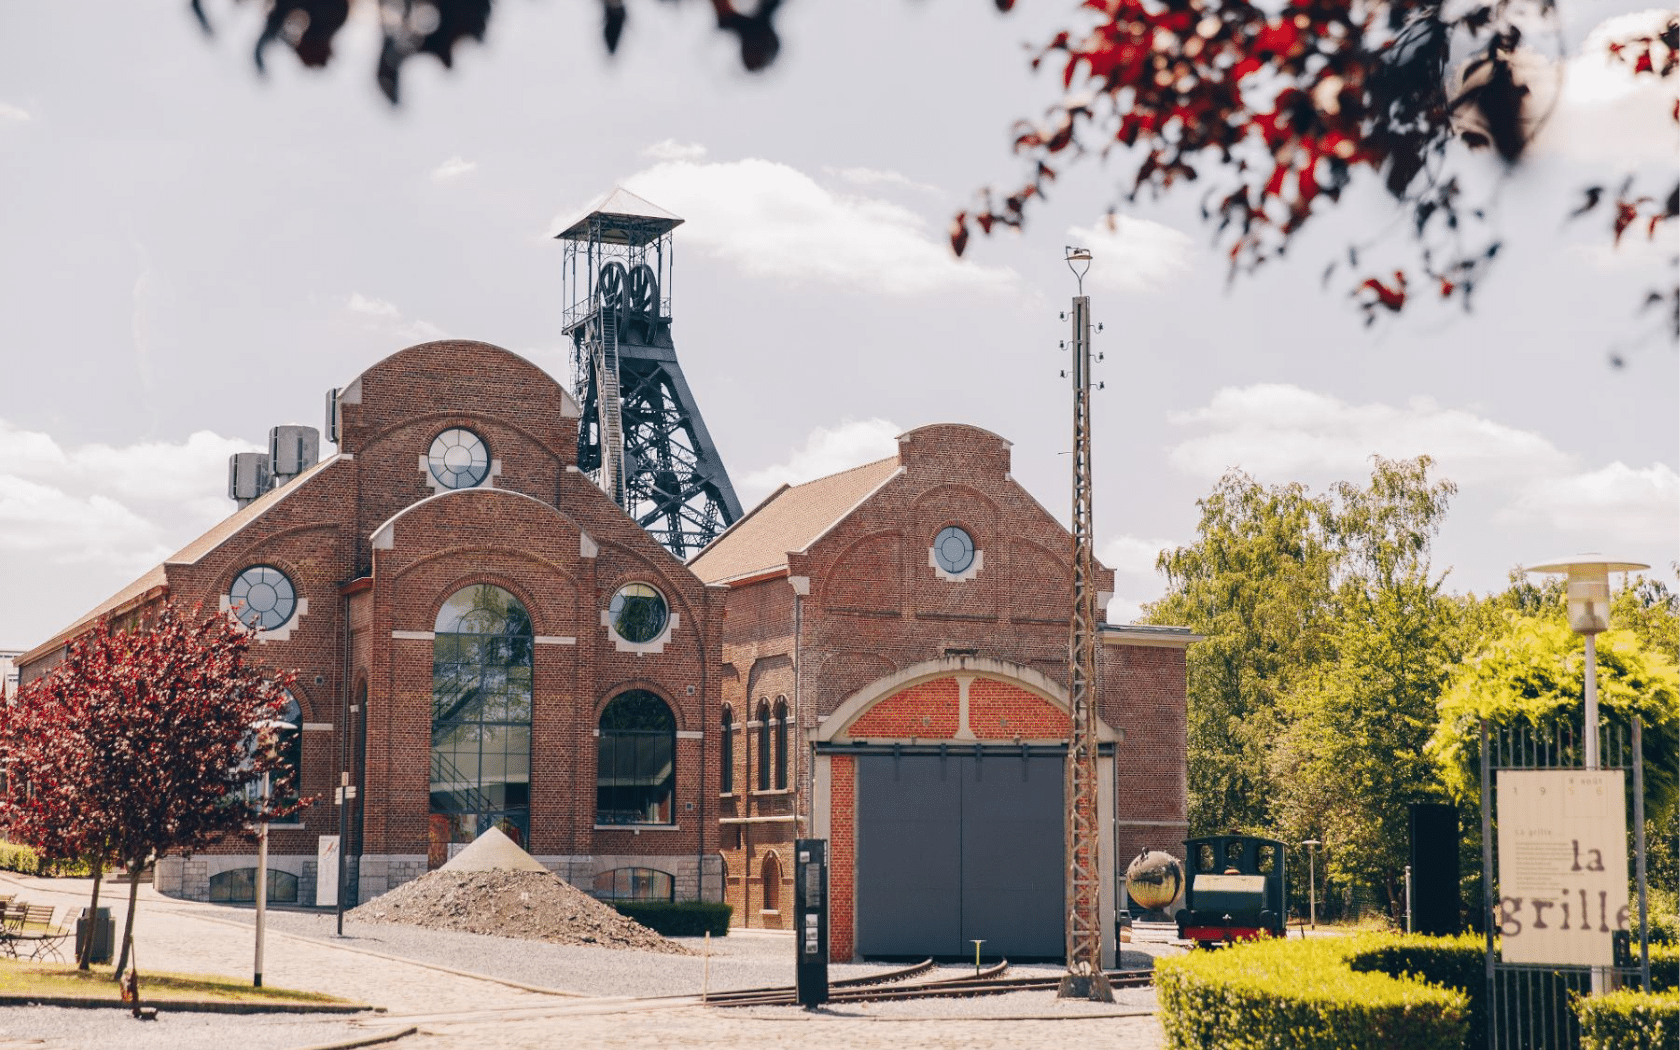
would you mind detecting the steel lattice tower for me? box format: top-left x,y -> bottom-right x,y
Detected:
1059,252 -> 1113,1002
556,189 -> 743,559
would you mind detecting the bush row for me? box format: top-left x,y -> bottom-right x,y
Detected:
1156,936 -> 1469,1050
610,900 -> 732,937
0,840 -> 41,875
1576,989 -> 1680,1050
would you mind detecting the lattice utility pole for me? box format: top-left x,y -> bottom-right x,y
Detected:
1058,247 -> 1113,1002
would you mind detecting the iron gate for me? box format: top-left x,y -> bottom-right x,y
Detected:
1479,718 -> 1653,1050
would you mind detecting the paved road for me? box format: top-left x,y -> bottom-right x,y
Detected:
0,873 -> 1167,1050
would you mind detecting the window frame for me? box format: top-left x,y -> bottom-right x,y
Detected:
772,698 -> 789,791
720,704 -> 735,795
755,699 -> 772,792
595,690 -> 678,826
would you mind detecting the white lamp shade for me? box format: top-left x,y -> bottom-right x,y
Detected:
1522,554 -> 1649,636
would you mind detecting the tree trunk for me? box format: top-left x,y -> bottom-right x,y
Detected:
78,858 -> 104,971
113,862 -> 142,981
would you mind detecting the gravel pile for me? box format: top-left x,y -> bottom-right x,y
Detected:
348,868 -> 691,954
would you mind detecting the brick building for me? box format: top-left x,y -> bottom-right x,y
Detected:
690,423 -> 1193,964
16,340 -> 724,907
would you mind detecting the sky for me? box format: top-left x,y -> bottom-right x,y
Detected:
0,0 -> 1675,647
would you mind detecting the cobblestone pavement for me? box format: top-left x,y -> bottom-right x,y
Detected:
0,874 -> 1169,1050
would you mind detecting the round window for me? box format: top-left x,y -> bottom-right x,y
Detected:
933,526 -> 976,575
229,566 -> 297,632
609,584 -> 669,644
427,428 -> 490,489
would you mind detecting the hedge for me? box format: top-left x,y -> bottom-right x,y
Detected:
1347,934 -> 1486,1050
610,900 -> 732,937
1156,936 -> 1469,1050
0,840 -> 40,875
1575,989 -> 1680,1050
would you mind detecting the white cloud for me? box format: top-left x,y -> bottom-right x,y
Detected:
1531,10 -> 1678,163
1100,534 -> 1177,576
642,139 -> 708,162
0,419 -> 256,572
0,102 -> 30,122
1167,383 -> 1678,557
738,417 -> 902,506
831,167 -> 945,197
343,292 -> 446,342
430,155 -> 477,180
1066,215 -> 1194,291
1515,461 -> 1679,546
1168,384 -> 1571,483
618,157 -> 1016,295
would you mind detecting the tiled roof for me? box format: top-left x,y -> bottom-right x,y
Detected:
689,456 -> 900,585
16,456 -> 343,666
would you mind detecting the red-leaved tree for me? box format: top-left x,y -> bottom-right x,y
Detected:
0,605 -> 301,978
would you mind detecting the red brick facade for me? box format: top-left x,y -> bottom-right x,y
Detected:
693,423 -> 1193,960
18,340 -> 723,905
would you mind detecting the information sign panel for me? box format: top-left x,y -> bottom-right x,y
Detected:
317,835 -> 340,909
1496,770 -> 1628,966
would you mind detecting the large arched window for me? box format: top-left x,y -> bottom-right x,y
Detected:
273,691 -> 303,816
755,699 -> 772,792
430,585 -> 533,867
596,691 -> 676,825
773,699 -> 789,791
720,705 -> 735,794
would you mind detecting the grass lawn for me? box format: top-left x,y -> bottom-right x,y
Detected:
0,957 -> 351,1005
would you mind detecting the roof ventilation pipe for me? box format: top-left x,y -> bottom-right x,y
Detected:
228,452 -> 270,509
268,424 -> 320,490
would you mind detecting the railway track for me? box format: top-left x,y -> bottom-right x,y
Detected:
705,962 -> 1154,1008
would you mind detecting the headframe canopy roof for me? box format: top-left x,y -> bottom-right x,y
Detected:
553,187 -> 684,247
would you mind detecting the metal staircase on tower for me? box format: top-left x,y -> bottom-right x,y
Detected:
556,189 -> 742,559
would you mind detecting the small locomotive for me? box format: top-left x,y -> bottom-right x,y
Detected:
1175,834 -> 1288,947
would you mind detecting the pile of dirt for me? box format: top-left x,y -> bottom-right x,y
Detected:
347,829 -> 689,954
350,867 -> 692,954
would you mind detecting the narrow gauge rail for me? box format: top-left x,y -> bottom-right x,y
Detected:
632,957 -> 935,1006
706,963 -> 1154,1008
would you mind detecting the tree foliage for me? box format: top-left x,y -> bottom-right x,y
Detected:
0,605 -> 300,976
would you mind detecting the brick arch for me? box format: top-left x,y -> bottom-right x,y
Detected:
816,656 -> 1117,743
592,680 -> 688,733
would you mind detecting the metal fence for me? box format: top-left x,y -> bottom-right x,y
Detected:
1479,719 -> 1652,1050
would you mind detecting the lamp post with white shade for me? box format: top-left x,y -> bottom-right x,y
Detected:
1520,554 -> 1649,770
1300,839 -> 1321,932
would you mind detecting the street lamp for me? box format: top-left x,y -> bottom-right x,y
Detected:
1300,839 -> 1321,932
1521,554 -> 1648,769
250,717 -> 295,989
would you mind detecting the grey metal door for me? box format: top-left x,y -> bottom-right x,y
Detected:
855,753 -> 1064,959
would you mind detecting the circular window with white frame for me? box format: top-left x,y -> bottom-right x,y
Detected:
427,428 -> 490,490
931,525 -> 982,581
606,583 -> 672,650
229,565 -> 298,632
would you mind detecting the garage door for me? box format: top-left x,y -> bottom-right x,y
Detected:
855,753 -> 1064,960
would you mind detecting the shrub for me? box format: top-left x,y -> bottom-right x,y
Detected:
1347,933 -> 1486,1050
0,840 -> 40,875
1156,936 -> 1469,1050
1575,989 -> 1680,1050
1649,943 -> 1678,993
610,900 -> 732,937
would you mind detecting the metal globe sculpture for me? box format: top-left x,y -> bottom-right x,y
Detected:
1125,848 -> 1184,912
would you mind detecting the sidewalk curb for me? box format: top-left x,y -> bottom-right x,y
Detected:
285,1025 -> 419,1050
0,993 -> 377,1014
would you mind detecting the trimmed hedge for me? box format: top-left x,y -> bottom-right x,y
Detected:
1156,936 -> 1469,1050
0,840 -> 40,875
1347,934 -> 1486,1050
1575,989 -> 1680,1050
610,900 -> 732,937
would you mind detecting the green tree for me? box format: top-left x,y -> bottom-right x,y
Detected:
1145,470 -> 1336,835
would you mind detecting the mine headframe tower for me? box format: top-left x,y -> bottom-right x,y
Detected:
557,189 -> 743,559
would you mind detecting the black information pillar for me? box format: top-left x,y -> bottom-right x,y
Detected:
794,838 -> 829,1007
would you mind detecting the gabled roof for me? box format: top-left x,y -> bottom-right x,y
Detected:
552,187 -> 684,246
689,456 -> 901,585
16,456 -> 344,667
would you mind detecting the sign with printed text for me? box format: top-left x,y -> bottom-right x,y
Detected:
316,835 -> 339,909
1496,770 -> 1628,966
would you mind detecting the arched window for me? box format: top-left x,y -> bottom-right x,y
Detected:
755,700 -> 772,792
597,691 -> 676,825
208,867 -> 298,904
773,699 -> 789,790
274,691 -> 303,815
429,585 -> 533,867
591,867 -> 676,901
761,853 -> 782,914
720,705 -> 735,794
